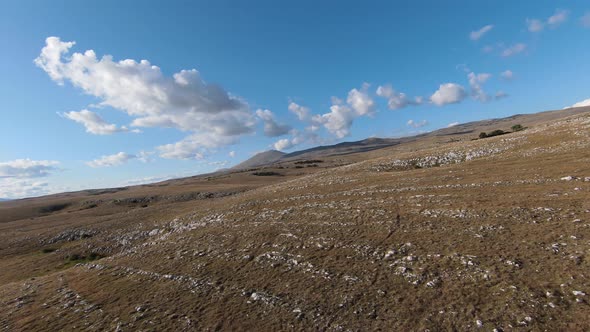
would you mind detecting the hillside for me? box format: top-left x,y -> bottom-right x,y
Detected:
232,150 -> 286,170
1,107 -> 590,330
234,106 -> 590,167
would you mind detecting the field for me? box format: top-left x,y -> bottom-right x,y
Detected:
1,108 -> 590,331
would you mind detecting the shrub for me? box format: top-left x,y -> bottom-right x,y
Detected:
252,171 -> 282,176
294,160 -> 323,164
488,129 -> 505,137
479,129 -> 509,139
511,124 -> 524,132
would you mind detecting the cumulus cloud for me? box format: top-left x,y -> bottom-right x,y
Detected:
272,127 -> 321,151
255,109 -> 291,137
273,138 -> 294,151
406,120 -> 428,128
468,72 -> 492,102
86,152 -> 136,167
312,98 -> 356,138
470,25 -> 494,41
35,37 -> 256,158
581,13 -> 590,28
228,151 -> 236,158
0,178 -> 54,199
500,70 -> 514,80
288,102 -> 310,121
430,83 -> 467,106
0,159 -> 60,178
501,43 -> 527,57
157,134 -> 237,160
62,109 -> 138,135
526,18 -> 544,32
570,98 -> 590,108
310,84 -> 376,139
376,84 -> 422,110
346,83 -> 375,116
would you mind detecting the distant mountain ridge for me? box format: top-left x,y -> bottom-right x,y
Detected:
231,106 -> 590,170
232,150 -> 286,169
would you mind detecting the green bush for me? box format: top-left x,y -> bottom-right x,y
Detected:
511,124 -> 524,132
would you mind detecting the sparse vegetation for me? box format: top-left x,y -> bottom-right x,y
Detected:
511,124 -> 525,132
68,252 -> 104,263
478,129 -> 508,139
294,160 -> 324,164
38,203 -> 70,214
252,171 -> 282,176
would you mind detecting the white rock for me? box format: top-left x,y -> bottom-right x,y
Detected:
572,290 -> 586,296
475,319 -> 483,328
560,176 -> 574,181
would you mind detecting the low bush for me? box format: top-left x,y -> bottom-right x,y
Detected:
252,171 -> 282,176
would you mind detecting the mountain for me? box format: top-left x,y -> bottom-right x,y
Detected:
232,150 -> 286,169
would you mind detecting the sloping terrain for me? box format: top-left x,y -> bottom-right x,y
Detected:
1,108 -> 590,330
232,150 -> 286,170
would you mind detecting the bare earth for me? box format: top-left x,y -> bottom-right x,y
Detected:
1,107 -> 590,331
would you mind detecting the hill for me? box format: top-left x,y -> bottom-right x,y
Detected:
1,106 -> 590,330
232,150 -> 286,169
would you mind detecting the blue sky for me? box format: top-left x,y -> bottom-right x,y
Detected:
1,1 -> 589,198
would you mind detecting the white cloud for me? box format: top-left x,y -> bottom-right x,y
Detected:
346,83 -> 375,116
157,134 -> 237,160
526,18 -> 544,32
62,109 -> 138,135
376,84 -> 421,110
255,109 -> 291,137
273,138 -> 294,151
527,9 -> 569,33
310,84 -> 376,139
0,159 -> 60,178
288,102 -> 310,121
581,13 -> 590,28
470,25 -> 494,41
468,72 -> 492,102
406,120 -> 428,128
430,83 -> 467,106
272,126 -> 323,151
500,70 -> 514,80
35,37 -> 256,158
447,122 -> 460,128
570,98 -> 590,108
86,152 -> 136,167
228,151 -> 236,158
136,151 -> 154,163
548,9 -> 569,27
312,98 -> 356,138
501,43 -> 527,57
0,178 -> 54,199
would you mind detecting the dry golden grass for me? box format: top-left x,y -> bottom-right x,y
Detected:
1,108 -> 590,331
